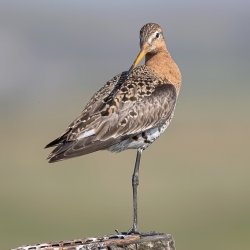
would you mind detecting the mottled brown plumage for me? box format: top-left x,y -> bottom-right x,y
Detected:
45,23 -> 182,234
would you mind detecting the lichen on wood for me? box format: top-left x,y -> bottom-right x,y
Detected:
12,232 -> 175,250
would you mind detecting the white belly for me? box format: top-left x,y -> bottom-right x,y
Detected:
107,120 -> 170,153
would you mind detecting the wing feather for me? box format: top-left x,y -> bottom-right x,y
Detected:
46,66 -> 177,162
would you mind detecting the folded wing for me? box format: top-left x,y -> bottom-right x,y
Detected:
45,66 -> 177,162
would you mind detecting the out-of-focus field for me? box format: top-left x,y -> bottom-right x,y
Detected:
1,1 -> 250,249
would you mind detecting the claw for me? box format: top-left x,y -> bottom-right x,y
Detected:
127,227 -> 140,235
115,229 -> 122,235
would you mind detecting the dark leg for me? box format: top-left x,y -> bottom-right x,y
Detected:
128,148 -> 143,234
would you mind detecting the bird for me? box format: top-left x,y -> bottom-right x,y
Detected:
45,23 -> 182,234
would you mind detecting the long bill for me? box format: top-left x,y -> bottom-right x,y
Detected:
127,43 -> 149,76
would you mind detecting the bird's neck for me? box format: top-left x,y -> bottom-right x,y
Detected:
145,50 -> 182,94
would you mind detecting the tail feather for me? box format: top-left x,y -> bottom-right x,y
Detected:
46,140 -> 76,161
45,128 -> 71,148
47,135 -> 129,163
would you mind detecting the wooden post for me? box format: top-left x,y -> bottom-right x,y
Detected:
12,232 -> 175,250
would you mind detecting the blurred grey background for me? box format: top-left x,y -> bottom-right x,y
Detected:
1,1 -> 250,249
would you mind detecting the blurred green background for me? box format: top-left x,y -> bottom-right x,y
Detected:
1,1 -> 250,249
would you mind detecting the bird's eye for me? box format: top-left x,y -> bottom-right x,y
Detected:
155,32 -> 160,38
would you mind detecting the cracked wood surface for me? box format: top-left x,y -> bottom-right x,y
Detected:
12,232 -> 175,250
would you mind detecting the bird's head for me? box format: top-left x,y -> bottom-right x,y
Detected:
128,23 -> 166,75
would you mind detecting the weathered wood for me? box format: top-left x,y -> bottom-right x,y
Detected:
12,232 -> 175,250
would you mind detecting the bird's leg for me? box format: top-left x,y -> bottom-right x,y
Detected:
127,148 -> 143,234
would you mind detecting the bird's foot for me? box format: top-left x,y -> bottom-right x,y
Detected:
126,226 -> 140,235
114,228 -> 158,237
139,231 -> 159,236
114,228 -> 140,236
115,227 -> 160,237
127,229 -> 158,236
